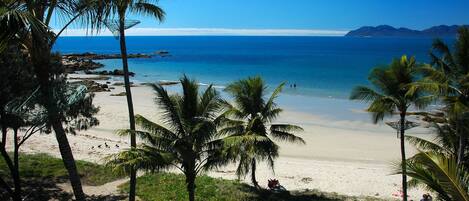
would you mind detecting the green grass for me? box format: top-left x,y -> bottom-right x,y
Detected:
120,173 -> 390,201
0,153 -> 124,186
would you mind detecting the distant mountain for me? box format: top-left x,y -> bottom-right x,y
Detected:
345,25 -> 468,37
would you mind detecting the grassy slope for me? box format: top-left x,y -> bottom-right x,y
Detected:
120,173 -> 390,201
0,153 -> 123,186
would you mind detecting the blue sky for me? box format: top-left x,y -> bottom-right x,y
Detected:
139,0 -> 468,29
58,0 -> 469,36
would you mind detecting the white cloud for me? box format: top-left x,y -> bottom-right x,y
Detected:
56,28 -> 348,37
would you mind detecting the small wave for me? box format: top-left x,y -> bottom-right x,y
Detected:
198,82 -> 226,89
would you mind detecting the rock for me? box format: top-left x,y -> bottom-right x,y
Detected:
86,69 -> 135,77
155,50 -> 171,57
110,92 -> 126,96
157,81 -> 179,86
68,75 -> 111,81
300,177 -> 313,183
75,80 -> 110,92
62,52 -> 151,73
113,82 -> 135,87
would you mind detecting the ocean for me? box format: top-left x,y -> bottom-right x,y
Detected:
54,36 -> 452,122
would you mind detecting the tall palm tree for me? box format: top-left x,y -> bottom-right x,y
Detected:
99,2 -> 164,200
414,28 -> 469,165
350,55 -> 431,201
106,76 -> 226,201
0,1 -> 104,199
399,151 -> 469,201
221,76 -> 305,189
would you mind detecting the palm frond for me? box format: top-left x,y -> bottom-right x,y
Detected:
349,86 -> 383,102
399,151 -> 469,201
405,136 -> 447,154
151,83 -> 185,133
129,1 -> 165,22
269,124 -> 305,144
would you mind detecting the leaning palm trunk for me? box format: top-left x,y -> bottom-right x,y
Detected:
32,42 -> 86,200
118,17 -> 137,201
52,119 -> 86,200
399,113 -> 407,201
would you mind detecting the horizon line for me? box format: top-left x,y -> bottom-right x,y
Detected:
56,28 -> 349,37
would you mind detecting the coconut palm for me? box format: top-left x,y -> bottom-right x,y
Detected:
106,76 -> 226,201
412,28 -> 469,165
221,76 -> 305,189
350,55 -> 431,201
398,151 -> 469,201
406,111 -> 469,165
0,1 -> 106,199
98,2 -> 165,199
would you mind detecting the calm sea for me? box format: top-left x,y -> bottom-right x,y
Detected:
54,36 -> 453,122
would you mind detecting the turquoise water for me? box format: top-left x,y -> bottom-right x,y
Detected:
54,36 -> 452,121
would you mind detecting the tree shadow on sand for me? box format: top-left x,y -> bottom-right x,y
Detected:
238,185 -> 343,201
0,178 -> 127,201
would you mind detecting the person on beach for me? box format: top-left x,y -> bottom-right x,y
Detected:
268,179 -> 287,192
420,194 -> 432,201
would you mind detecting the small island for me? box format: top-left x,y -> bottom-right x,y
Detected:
346,24 -> 468,37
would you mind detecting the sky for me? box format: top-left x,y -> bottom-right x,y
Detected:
57,0 -> 469,36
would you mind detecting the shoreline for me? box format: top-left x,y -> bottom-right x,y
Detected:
10,75 -> 431,199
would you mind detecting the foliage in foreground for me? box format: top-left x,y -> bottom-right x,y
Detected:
399,151 -> 469,201
119,172 -> 388,201
0,153 -> 123,186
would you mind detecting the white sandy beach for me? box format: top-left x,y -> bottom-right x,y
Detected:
11,76 -> 432,200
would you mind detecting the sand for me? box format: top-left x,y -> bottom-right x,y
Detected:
10,75 -> 432,200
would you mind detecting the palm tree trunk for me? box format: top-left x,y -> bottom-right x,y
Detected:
0,135 -> 17,200
251,159 -> 259,189
1,125 -> 6,148
13,129 -> 21,201
51,119 -> 86,200
31,34 -> 86,201
186,172 -> 196,201
399,113 -> 407,201
118,18 -> 137,201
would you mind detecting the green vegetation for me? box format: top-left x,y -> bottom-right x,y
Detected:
397,28 -> 469,201
1,1 -> 106,200
221,77 -> 305,188
107,76 -> 229,201
0,153 -> 123,186
120,173 -> 387,201
350,55 -> 430,201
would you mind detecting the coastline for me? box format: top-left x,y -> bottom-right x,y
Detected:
12,75 -> 431,199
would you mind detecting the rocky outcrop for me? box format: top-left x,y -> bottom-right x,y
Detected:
63,52 -> 152,60
74,80 -> 111,92
85,69 -> 135,77
62,52 -> 152,73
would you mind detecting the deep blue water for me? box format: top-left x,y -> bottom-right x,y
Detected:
53,36 -> 453,121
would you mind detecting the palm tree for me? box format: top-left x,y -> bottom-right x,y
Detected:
221,76 -> 305,189
350,55 -> 431,201
99,2 -> 164,200
106,76 -> 226,201
406,111 -> 469,164
0,1 -> 105,199
398,151 -> 469,201
413,27 -> 469,165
